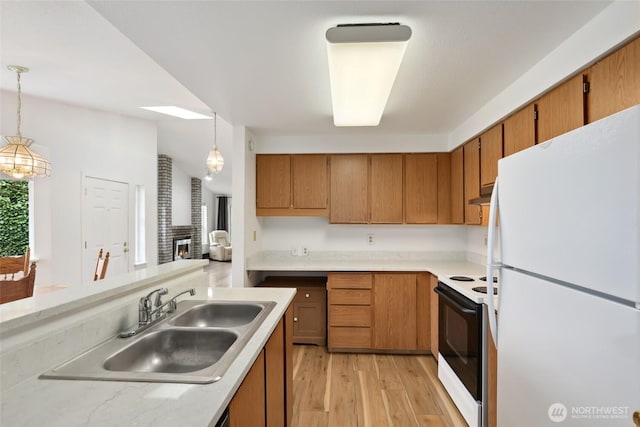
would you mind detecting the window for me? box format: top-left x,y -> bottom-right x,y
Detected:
201,204 -> 208,246
0,179 -> 29,256
134,184 -> 146,265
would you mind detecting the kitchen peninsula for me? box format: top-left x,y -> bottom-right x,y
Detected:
0,260 -> 295,426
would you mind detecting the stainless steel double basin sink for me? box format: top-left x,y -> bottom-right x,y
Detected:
41,300 -> 276,384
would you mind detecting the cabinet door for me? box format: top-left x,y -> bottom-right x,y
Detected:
370,154 -> 403,223
450,147 -> 464,224
416,273 -> 431,351
429,275 -> 439,360
405,154 -> 438,224
293,301 -> 324,342
292,154 -> 328,209
230,350 -> 266,427
256,155 -> 291,209
437,153 -> 452,224
588,36 -> 640,123
329,155 -> 369,223
464,139 -> 482,225
480,124 -> 503,188
265,321 -> 285,427
536,73 -> 585,143
504,105 -> 535,157
373,273 -> 417,350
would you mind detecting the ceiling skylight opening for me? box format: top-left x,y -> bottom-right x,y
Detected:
140,106 -> 211,120
326,23 -> 412,127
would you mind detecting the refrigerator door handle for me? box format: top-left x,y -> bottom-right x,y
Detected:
486,177 -> 500,346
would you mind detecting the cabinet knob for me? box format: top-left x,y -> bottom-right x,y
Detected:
293,317 -> 298,322
305,293 -> 310,298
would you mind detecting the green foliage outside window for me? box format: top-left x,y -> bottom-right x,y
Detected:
0,180 -> 29,256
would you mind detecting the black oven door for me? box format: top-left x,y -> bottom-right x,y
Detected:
435,282 -> 483,401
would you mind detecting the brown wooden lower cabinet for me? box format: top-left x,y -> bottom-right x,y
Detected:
258,276 -> 326,346
429,274 -> 439,360
229,350 -> 266,427
228,308 -> 293,427
327,272 -> 431,353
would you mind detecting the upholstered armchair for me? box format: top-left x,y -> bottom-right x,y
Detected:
209,230 -> 232,261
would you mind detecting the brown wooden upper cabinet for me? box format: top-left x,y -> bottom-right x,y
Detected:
464,139 -> 482,225
503,104 -> 536,157
292,154 -> 329,210
450,147 -> 464,224
588,36 -> 640,124
256,154 -> 291,209
330,154 -> 369,223
536,73 -> 586,143
256,154 -> 329,216
405,154 -> 437,224
370,154 -> 404,224
480,124 -> 503,189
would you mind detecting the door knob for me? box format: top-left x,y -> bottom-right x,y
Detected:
305,293 -> 310,298
293,317 -> 298,322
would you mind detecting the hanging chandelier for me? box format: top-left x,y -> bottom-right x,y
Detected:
0,66 -> 51,179
206,112 -> 224,174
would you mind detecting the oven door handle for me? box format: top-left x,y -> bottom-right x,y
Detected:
434,287 -> 477,315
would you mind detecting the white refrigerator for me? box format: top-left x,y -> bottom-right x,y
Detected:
486,105 -> 640,426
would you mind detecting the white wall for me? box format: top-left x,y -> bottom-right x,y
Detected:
171,163 -> 191,225
1,92 -> 158,287
259,217 -> 467,254
258,133 -> 449,154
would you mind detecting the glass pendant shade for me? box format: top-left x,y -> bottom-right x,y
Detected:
206,147 -> 224,174
1,65 -> 51,179
0,136 -> 52,179
206,112 -> 224,174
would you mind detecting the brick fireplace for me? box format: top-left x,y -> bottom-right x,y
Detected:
157,154 -> 203,264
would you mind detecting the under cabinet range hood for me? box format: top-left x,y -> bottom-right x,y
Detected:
470,185 -> 493,205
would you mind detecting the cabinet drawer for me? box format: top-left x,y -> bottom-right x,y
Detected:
294,288 -> 325,304
328,289 -> 371,305
328,273 -> 372,289
328,327 -> 371,349
329,306 -> 371,327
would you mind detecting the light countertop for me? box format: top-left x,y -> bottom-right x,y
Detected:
247,250 -> 486,278
0,286 -> 296,427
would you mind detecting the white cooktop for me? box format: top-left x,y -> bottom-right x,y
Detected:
438,274 -> 499,307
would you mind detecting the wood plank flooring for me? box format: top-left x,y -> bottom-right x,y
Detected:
291,345 -> 467,427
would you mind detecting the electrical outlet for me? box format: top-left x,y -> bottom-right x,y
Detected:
484,235 -> 488,246
253,230 -> 257,242
367,233 -> 375,245
291,247 -> 298,256
302,247 -> 308,256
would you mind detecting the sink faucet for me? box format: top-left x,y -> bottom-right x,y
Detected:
138,288 -> 168,326
149,288 -> 196,317
121,288 -> 195,338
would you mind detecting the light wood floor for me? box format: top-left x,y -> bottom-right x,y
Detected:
292,345 -> 466,427
203,263 -> 465,426
204,259 -> 232,288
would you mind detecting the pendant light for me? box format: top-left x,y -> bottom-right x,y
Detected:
206,112 -> 224,174
0,66 -> 51,179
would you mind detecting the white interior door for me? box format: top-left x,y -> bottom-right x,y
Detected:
83,176 -> 129,284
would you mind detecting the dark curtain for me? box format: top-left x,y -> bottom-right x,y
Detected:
217,196 -> 229,231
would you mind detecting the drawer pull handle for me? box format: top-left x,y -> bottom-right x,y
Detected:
294,317 -> 298,322
305,293 -> 310,298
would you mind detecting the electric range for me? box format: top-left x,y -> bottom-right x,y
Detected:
437,274 -> 499,306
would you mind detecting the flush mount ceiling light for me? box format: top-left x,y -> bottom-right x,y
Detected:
326,23 -> 412,127
0,65 -> 51,179
206,112 -> 224,174
140,106 -> 211,120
